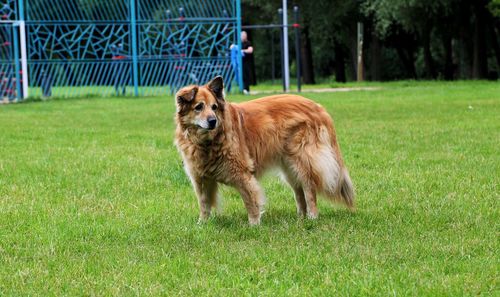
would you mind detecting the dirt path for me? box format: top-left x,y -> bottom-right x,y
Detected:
249,87 -> 380,95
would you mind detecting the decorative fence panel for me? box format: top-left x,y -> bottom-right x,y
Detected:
0,0 -> 22,102
1,0 -> 240,100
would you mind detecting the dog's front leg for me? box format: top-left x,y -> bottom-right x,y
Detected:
193,178 -> 218,223
235,175 -> 265,225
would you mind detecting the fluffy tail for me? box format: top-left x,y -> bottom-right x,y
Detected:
339,168 -> 355,209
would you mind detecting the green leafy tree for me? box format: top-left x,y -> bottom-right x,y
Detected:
363,0 -> 499,79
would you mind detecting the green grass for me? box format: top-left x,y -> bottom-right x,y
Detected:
0,81 -> 498,295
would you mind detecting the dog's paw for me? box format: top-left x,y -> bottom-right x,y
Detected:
248,216 -> 261,226
307,212 -> 319,220
296,207 -> 307,218
197,217 -> 209,225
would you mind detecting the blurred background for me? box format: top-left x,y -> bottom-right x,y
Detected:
242,0 -> 500,84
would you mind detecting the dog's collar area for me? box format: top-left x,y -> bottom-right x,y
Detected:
185,128 -> 222,148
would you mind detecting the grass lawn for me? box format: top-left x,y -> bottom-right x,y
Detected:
0,81 -> 498,295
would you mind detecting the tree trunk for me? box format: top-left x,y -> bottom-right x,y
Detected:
422,26 -> 437,79
349,33 -> 358,81
370,33 -> 381,81
300,26 -> 315,84
487,16 -> 500,76
456,3 -> 473,79
408,48 -> 417,79
443,33 -> 453,80
396,46 -> 417,79
472,1 -> 488,79
334,42 -> 346,82
458,26 -> 473,79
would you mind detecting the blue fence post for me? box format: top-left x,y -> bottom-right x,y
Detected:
18,0 -> 24,20
236,0 -> 243,92
13,23 -> 22,100
130,0 -> 139,96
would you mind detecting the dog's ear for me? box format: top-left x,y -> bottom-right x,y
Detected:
176,86 -> 198,104
175,86 -> 198,112
206,76 -> 225,102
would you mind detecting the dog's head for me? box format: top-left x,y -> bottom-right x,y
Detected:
175,76 -> 226,135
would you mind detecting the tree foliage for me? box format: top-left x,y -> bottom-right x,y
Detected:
243,0 -> 500,81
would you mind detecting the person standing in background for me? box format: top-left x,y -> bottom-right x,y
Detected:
241,31 -> 253,94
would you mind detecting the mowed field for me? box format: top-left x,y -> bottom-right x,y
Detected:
0,81 -> 498,295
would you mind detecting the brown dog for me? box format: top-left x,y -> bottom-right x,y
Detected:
174,76 -> 354,225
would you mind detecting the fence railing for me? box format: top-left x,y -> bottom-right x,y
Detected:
0,0 -> 241,101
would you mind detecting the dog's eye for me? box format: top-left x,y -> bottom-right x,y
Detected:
211,104 -> 218,111
194,103 -> 204,111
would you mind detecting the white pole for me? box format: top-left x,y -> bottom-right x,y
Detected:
19,21 -> 28,99
282,0 -> 290,92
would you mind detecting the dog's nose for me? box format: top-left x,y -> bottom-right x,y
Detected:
207,117 -> 217,129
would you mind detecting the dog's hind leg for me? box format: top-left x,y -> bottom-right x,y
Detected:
303,186 -> 319,219
284,155 -> 320,219
281,167 -> 307,217
235,175 -> 265,225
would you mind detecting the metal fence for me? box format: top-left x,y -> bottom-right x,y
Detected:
0,0 -> 242,101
